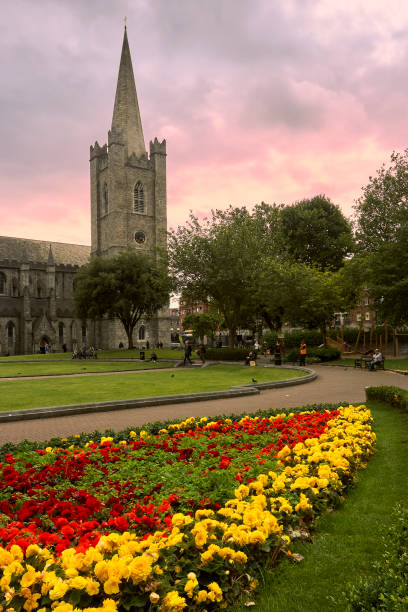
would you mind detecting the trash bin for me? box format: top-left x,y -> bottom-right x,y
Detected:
140,351 -> 145,361
274,353 -> 281,366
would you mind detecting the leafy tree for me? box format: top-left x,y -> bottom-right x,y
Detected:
366,223 -> 408,327
257,260 -> 360,346
280,195 -> 354,270
182,312 -> 223,342
168,206 -> 281,346
354,149 -> 408,253
74,250 -> 172,349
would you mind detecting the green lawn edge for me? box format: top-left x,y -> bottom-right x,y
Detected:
238,399 -> 408,612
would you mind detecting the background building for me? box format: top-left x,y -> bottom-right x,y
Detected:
0,28 -> 170,355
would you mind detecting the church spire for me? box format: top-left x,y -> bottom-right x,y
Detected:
111,27 -> 146,157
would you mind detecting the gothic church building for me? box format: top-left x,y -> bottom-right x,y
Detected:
0,28 -> 170,355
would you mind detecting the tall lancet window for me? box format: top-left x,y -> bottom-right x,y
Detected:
103,183 -> 109,215
133,181 -> 145,213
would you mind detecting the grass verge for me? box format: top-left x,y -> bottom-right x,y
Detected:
0,364 -> 305,412
239,399 -> 408,612
0,348 -> 184,361
0,360 -> 174,377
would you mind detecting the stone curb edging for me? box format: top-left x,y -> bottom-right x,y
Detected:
0,367 -> 316,423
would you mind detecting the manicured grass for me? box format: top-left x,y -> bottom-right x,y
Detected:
0,360 -> 175,377
327,357 -> 408,370
240,400 -> 408,611
0,348 -> 184,361
0,364 -> 305,412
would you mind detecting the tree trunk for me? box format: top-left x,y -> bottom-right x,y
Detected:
321,324 -> 328,348
125,326 -> 134,350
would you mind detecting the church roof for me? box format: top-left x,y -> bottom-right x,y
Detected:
0,236 -> 90,266
111,27 -> 147,158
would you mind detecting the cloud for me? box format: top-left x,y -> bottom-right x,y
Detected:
1,0 -> 408,244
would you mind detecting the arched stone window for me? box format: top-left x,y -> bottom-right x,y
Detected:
133,181 -> 145,213
58,322 -> 64,344
7,321 -> 15,347
81,325 -> 87,343
138,325 -> 145,340
103,183 -> 109,215
0,272 -> 6,294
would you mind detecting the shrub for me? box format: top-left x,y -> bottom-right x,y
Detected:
311,347 -> 341,362
281,329 -> 324,348
285,346 -> 341,363
345,504 -> 408,610
204,347 -> 249,361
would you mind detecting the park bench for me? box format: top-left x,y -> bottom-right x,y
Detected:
354,357 -> 385,370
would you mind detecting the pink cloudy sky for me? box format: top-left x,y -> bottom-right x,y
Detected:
1,0 -> 408,245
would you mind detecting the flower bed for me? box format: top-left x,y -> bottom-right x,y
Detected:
0,405 -> 375,611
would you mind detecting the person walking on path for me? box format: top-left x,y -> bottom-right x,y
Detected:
183,341 -> 193,366
299,341 -> 307,366
198,343 -> 206,364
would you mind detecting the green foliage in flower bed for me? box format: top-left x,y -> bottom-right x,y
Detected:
365,386 -> 408,411
0,402 -> 374,610
345,504 -> 408,611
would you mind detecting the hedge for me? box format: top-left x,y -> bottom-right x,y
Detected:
204,347 -> 249,361
285,346 -> 341,363
365,386 -> 408,411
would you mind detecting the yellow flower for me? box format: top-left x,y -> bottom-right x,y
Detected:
248,530 -> 266,545
69,576 -> 87,590
51,604 -> 73,612
234,485 -> 250,500
49,582 -> 69,601
196,590 -> 208,603
25,545 -> 41,558
207,581 -> 223,602
104,578 -> 121,595
161,590 -> 187,610
150,592 -> 160,603
128,555 -> 153,584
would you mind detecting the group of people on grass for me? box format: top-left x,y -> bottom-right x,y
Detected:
72,344 -> 97,359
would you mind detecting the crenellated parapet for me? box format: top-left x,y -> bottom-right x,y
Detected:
149,137 -> 166,156
90,141 -> 108,160
126,151 -> 151,169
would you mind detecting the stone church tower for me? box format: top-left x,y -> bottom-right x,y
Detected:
89,27 -> 170,348
0,26 -> 171,355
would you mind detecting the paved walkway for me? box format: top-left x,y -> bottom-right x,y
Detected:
1,365 -> 407,446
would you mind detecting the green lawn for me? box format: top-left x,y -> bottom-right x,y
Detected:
0,360 -> 175,377
0,365 -> 305,412
0,348 -> 184,361
239,399 -> 408,611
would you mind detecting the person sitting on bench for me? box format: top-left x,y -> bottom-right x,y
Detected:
368,349 -> 383,371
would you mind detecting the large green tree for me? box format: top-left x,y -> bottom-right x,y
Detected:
354,149 -> 408,253
256,260 -> 360,345
74,250 -> 172,349
280,195 -> 354,270
365,223 -> 408,327
168,206 -> 282,346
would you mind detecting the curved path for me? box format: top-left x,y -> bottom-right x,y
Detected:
1,365 -> 407,446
